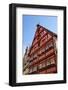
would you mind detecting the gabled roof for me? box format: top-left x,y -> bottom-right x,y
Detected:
37,24 -> 57,38
28,24 -> 57,56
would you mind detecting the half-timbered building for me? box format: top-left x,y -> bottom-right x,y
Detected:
23,24 -> 57,74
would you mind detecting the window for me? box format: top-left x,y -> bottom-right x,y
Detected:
47,60 -> 51,66
49,42 -> 53,47
33,66 -> 37,72
51,58 -> 55,64
42,62 -> 45,68
38,63 -> 42,69
42,48 -> 45,53
39,48 -> 45,54
48,34 -> 52,40
44,30 -> 47,34
46,48 -> 54,56
45,42 -> 53,51
39,50 -> 42,55
45,45 -> 49,51
41,31 -> 44,37
34,54 -> 37,59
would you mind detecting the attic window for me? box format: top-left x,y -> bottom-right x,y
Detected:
48,34 -> 52,39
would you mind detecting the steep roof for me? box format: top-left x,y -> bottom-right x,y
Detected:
37,24 -> 57,38
28,24 -> 57,55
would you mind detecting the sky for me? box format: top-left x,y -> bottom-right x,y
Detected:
22,15 -> 57,52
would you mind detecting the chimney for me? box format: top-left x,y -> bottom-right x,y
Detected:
37,24 -> 41,28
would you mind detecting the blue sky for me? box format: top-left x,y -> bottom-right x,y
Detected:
23,15 -> 57,50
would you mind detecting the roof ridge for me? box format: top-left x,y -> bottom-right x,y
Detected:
36,24 -> 57,37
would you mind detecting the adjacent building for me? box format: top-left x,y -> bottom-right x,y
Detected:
23,24 -> 57,75
23,47 -> 29,75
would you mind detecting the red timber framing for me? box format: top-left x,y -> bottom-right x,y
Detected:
28,24 -> 57,74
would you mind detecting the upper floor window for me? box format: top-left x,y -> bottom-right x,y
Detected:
47,60 -> 51,66
38,63 -> 42,69
34,54 -> 37,59
45,45 -> 49,51
45,56 -> 55,66
45,41 -> 54,51
51,58 -> 55,64
42,62 -> 46,68
49,42 -> 53,47
46,49 -> 54,56
33,66 -> 37,72
48,34 -> 52,40
41,48 -> 45,53
41,31 -> 45,37
44,30 -> 47,34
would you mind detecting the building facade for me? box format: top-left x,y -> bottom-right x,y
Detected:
23,24 -> 57,75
